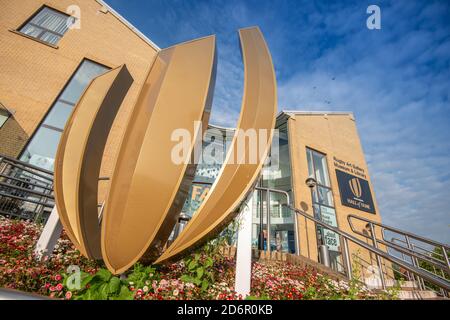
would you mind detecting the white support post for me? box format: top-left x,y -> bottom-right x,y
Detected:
34,206 -> 63,260
234,192 -> 255,297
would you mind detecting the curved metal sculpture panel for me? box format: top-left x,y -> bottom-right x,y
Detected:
101,36 -> 217,274
155,27 -> 277,263
54,27 -> 276,275
54,66 -> 133,259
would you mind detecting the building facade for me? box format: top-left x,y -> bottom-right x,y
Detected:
0,0 -> 158,181
268,112 -> 383,272
179,112 -> 384,275
0,0 -> 385,277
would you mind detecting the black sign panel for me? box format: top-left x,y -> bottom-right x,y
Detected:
335,169 -> 376,214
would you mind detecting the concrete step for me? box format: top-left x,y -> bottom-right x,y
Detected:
398,290 -> 439,300
366,279 -> 420,290
388,280 -> 418,289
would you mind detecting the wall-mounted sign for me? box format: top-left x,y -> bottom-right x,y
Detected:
319,206 -> 340,252
335,169 -> 376,214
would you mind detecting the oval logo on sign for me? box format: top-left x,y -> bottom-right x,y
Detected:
349,177 -> 362,198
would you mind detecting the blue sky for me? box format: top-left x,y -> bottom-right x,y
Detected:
106,0 -> 450,243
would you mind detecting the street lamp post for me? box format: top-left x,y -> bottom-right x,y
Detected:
258,187 -> 265,250
305,176 -> 331,267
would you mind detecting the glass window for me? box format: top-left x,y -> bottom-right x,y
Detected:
312,186 -> 334,207
20,60 -> 109,170
19,6 -> 74,45
307,148 -> 330,187
0,108 -> 10,128
60,61 -> 110,104
306,147 -> 343,272
42,101 -> 73,130
255,124 -> 296,254
307,149 -> 314,179
20,127 -> 61,171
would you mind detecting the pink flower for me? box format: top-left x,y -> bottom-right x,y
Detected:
56,283 -> 63,291
49,286 -> 56,292
65,291 -> 72,300
54,274 -> 62,281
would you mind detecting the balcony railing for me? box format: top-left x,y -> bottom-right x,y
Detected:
0,154 -> 54,224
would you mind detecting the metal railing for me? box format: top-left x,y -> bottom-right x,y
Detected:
348,214 -> 450,296
294,205 -> 450,295
0,154 -> 54,224
255,187 -> 450,296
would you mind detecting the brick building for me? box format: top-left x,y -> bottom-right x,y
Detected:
0,0 -> 387,281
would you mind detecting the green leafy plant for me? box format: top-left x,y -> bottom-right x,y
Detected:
70,268 -> 133,300
126,263 -> 158,288
179,219 -> 240,292
245,294 -> 270,300
180,253 -> 215,291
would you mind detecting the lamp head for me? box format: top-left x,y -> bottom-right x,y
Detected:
305,176 -> 317,189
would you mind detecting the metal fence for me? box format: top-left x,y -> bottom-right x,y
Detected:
0,154 -> 54,224
347,214 -> 450,296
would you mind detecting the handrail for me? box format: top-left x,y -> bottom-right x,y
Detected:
1,161 -> 53,183
390,238 -> 449,296
288,205 -> 450,292
0,180 -> 54,199
252,186 -> 450,293
348,214 -> 450,276
0,191 -> 54,208
392,237 -> 439,256
391,237 -> 446,263
0,173 -> 53,191
0,155 -> 55,223
347,214 -> 449,251
254,187 -> 450,292
0,154 -> 54,176
348,225 -> 450,272
351,249 -> 417,284
381,238 -> 449,271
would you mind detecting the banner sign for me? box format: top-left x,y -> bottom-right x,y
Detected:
335,169 -> 376,214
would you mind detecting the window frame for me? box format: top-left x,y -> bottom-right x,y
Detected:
0,107 -> 11,129
306,148 -> 334,207
14,5 -> 75,48
19,58 -> 111,164
306,147 -> 342,251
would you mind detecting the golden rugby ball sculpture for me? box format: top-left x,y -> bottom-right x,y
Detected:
54,27 -> 277,274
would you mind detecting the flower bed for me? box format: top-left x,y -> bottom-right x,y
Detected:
0,217 -> 101,299
0,217 -> 393,300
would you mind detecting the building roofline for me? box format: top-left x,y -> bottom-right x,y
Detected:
208,110 -> 356,132
208,123 -> 236,132
280,110 -> 354,117
96,0 -> 160,51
